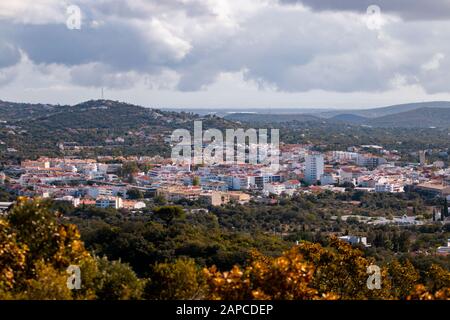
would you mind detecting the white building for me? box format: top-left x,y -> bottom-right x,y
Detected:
95,197 -> 123,209
339,235 -> 370,247
437,239 -> 450,255
231,176 -> 252,190
263,182 -> 286,195
55,196 -> 80,207
304,154 -> 324,184
375,183 -> 394,193
339,167 -> 364,185
0,202 -> 13,215
320,172 -> 337,186
357,155 -> 386,168
331,151 -> 358,162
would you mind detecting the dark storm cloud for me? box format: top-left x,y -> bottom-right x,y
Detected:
1,21 -> 180,72
280,0 -> 450,20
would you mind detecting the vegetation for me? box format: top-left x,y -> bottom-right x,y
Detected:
0,198 -> 448,300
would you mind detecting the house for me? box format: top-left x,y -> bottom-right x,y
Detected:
122,200 -> 146,210
284,179 -> 301,189
375,183 -> 394,193
200,191 -> 251,206
413,183 -> 450,199
339,235 -> 370,247
357,155 -> 386,168
54,196 -> 80,207
437,239 -> 450,256
320,171 -> 337,186
339,167 -> 365,185
158,186 -> 202,202
263,182 -> 286,195
0,202 -> 13,215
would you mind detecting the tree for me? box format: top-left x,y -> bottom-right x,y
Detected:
153,206 -> 185,225
16,261 -> 73,300
127,188 -> 144,200
192,176 -> 200,186
442,198 -> 449,218
7,198 -> 90,274
88,256 -> 144,300
145,258 -> 206,300
425,264 -> 450,293
0,198 -> 94,299
0,219 -> 27,292
387,259 -> 420,299
120,162 -> 139,183
0,198 -> 144,300
295,238 -> 393,299
153,194 -> 167,205
203,248 -> 323,300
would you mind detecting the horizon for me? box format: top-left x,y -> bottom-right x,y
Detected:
3,97 -> 450,112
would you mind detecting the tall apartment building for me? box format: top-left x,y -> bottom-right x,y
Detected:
304,154 -> 324,184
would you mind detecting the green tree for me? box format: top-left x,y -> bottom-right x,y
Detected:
89,256 -> 144,300
442,198 -> 449,218
127,188 -> 144,200
192,176 -> 200,186
153,206 -> 185,225
145,258 -> 206,300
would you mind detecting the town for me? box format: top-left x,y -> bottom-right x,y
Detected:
1,142 -> 449,255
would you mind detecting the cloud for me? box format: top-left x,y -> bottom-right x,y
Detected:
279,0 -> 450,21
1,0 -> 450,100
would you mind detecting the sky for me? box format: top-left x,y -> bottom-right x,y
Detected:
1,0 -> 450,109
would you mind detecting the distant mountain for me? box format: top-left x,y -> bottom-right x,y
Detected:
366,107 -> 450,128
319,101 -> 450,119
224,113 -> 320,123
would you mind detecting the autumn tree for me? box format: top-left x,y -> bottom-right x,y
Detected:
203,248 -> 325,300
0,219 -> 27,294
0,198 -> 144,300
296,238 -> 393,299
386,259 -> 420,299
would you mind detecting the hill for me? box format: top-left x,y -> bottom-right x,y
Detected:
0,100 -> 66,121
366,107 -> 450,128
319,101 -> 450,119
0,100 -> 237,163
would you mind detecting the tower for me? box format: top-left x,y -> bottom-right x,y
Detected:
304,154 -> 324,184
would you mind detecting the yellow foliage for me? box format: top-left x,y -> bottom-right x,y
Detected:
204,247 -> 324,300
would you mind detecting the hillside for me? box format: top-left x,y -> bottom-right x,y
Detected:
319,101 -> 450,119
0,100 -> 237,163
0,100 -> 66,121
366,107 -> 450,128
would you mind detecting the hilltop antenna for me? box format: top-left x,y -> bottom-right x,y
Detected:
101,88 -> 104,100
